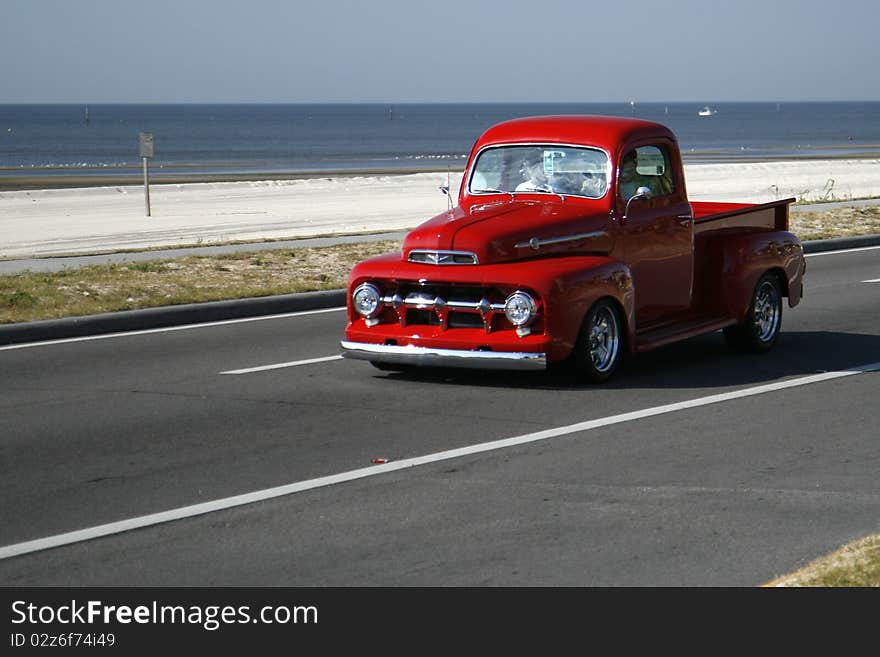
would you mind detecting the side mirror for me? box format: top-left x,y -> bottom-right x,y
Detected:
439,183 -> 454,210
623,186 -> 652,220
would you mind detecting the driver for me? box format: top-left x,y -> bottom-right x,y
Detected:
515,154 -> 552,192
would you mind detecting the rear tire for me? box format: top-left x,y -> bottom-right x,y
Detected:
572,299 -> 623,383
724,272 -> 783,353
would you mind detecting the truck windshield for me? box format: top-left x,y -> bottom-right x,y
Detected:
469,145 -> 609,199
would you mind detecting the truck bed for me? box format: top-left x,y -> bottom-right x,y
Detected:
691,197 -> 795,234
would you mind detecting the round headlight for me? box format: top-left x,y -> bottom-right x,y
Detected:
353,283 -> 382,318
504,291 -> 537,327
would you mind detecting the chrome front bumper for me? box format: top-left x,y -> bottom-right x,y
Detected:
340,340 -> 547,371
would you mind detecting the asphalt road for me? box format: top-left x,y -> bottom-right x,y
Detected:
0,246 -> 878,586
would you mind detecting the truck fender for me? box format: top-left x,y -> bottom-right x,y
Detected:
540,258 -> 635,361
716,230 -> 805,323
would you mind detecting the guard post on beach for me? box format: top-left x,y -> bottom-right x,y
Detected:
139,131 -> 154,217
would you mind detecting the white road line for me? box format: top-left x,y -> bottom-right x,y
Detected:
2,360 -> 878,562
0,306 -> 346,352
805,244 -> 880,258
221,355 -> 343,374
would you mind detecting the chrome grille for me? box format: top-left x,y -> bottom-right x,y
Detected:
407,250 -> 479,265
380,284 -> 510,334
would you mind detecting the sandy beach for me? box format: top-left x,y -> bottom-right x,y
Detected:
1,159 -> 879,259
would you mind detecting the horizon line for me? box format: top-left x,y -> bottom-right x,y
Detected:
2,99 -> 879,106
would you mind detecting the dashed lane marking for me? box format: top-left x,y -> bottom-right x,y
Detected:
221,355 -> 343,374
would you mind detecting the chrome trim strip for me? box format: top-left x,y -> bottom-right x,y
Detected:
407,250 -> 479,265
382,296 -> 505,313
515,230 -> 607,250
340,341 -> 547,371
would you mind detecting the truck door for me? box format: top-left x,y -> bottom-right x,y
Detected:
618,143 -> 693,325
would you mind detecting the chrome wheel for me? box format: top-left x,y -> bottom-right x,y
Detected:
724,272 -> 783,353
574,299 -> 623,383
753,280 -> 781,343
589,306 -> 620,373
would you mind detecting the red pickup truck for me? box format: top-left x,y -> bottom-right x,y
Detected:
341,115 -> 806,381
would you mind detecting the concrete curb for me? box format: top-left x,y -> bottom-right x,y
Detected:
801,234 -> 880,254
0,289 -> 345,346
1,234 -> 878,347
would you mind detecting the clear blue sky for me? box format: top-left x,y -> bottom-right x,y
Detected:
2,0 -> 876,103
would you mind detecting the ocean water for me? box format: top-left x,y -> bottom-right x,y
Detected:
0,102 -> 878,181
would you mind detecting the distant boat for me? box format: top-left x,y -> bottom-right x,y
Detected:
698,106 -> 717,117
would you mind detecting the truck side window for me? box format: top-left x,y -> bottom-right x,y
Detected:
619,145 -> 675,199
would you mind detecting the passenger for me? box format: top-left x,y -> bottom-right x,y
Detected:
618,153 -> 641,200
552,172 -> 583,195
579,172 -> 607,197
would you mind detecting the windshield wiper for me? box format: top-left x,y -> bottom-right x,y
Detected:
473,188 -> 516,200
520,187 -> 568,202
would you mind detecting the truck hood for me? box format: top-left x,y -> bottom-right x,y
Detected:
403,198 -> 614,265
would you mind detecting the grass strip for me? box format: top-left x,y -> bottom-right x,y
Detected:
765,535 -> 880,587
791,205 -> 880,240
0,240 -> 400,324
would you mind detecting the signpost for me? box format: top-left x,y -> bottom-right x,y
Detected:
138,132 -> 154,216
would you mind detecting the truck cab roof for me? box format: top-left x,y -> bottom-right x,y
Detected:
472,115 -> 678,153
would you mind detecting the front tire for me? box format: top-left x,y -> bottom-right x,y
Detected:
724,272 -> 783,353
573,299 -> 623,383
